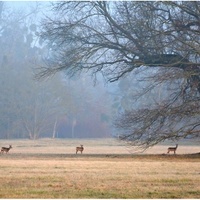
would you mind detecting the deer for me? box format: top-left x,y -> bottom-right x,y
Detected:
167,144 -> 178,154
76,145 -> 84,154
1,145 -> 12,154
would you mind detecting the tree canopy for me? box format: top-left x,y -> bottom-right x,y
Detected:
39,1 -> 200,148
39,2 -> 199,80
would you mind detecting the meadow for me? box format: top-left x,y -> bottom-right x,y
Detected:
0,138 -> 199,198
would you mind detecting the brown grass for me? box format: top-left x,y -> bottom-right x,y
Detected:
0,138 -> 199,198
0,138 -> 199,154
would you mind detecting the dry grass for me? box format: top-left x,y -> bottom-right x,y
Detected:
0,137 -> 199,154
0,138 -> 199,198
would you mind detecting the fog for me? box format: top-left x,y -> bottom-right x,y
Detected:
0,2 -> 189,141
0,1 -> 120,139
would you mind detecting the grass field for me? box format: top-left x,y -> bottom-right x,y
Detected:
0,138 -> 199,198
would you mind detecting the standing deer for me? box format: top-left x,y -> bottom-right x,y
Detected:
76,145 -> 84,154
1,145 -> 12,154
167,144 -> 178,154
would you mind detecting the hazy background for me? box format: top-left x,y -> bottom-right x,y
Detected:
2,2 -> 197,143
0,1 -> 122,140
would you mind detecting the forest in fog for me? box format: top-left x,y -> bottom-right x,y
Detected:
0,2 -> 118,139
0,2 -> 133,140
1,1 -> 200,147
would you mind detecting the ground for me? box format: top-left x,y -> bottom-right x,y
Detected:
0,138 -> 199,198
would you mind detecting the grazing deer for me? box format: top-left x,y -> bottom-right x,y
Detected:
167,144 -> 178,154
76,145 -> 84,154
1,145 -> 12,154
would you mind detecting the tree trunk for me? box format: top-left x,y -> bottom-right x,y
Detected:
72,118 -> 77,138
52,116 -> 58,138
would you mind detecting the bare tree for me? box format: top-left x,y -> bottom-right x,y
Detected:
38,1 -> 200,148
39,2 -> 199,81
